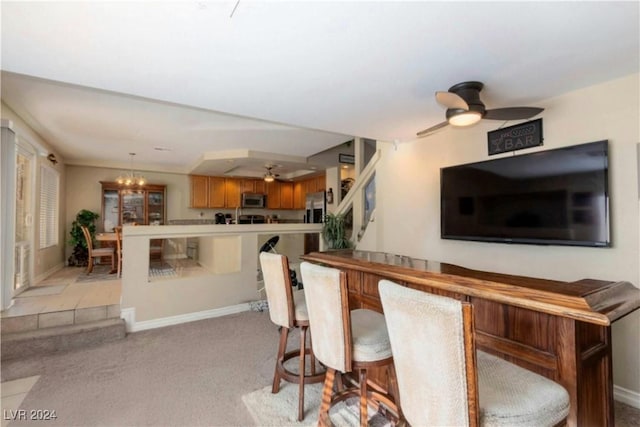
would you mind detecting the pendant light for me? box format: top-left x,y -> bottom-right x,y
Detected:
116,153 -> 146,186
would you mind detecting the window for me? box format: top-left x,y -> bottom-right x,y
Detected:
39,164 -> 59,249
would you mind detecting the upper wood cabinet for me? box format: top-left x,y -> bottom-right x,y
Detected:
190,175 -> 209,209
279,182 -> 294,209
266,181 -> 281,209
208,177 -> 226,208
241,179 -> 266,194
225,178 -> 241,208
189,172 -> 325,210
190,175 -> 226,208
293,181 -> 305,209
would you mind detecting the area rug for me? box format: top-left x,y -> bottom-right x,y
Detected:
148,263 -> 177,279
242,382 -> 390,427
74,265 -> 118,283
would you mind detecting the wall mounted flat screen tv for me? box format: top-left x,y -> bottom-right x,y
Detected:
440,140 -> 610,247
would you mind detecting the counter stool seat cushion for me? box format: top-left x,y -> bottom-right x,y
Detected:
292,289 -> 308,322
478,351 -> 570,426
351,309 -> 392,362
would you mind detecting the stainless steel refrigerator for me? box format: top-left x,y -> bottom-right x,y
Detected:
304,191 -> 326,253
305,191 -> 326,224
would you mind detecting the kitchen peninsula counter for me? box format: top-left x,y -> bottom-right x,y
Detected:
120,223 -> 322,335
123,222 -> 322,239
301,249 -> 640,427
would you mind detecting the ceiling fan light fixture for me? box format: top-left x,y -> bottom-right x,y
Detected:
264,173 -> 275,183
448,110 -> 482,127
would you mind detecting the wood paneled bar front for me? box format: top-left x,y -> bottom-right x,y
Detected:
300,250 -> 640,427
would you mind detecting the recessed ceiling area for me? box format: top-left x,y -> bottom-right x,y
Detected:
1,1 -> 638,176
1,72 -> 352,175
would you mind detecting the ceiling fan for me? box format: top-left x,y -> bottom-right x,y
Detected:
263,165 -> 280,182
416,81 -> 544,138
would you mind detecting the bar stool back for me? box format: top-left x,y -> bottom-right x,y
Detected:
378,279 -> 570,427
300,261 -> 398,427
259,252 -> 324,421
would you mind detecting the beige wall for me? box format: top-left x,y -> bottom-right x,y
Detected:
65,165 -> 306,259
1,102 -> 67,280
372,73 -> 640,394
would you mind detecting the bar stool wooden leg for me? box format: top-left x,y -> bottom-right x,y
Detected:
359,369 -> 368,427
298,325 -> 307,421
319,368 -> 336,427
272,327 -> 288,394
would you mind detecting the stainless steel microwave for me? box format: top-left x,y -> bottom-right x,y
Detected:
241,193 -> 266,208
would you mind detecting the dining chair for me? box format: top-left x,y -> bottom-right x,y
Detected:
300,261 -> 398,427
150,239 -> 164,265
114,226 -> 123,277
259,252 -> 325,421
80,225 -> 115,274
378,279 -> 570,427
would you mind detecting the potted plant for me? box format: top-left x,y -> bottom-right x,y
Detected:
322,212 -> 352,249
68,209 -> 100,267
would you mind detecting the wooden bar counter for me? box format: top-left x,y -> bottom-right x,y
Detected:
301,250 -> 640,427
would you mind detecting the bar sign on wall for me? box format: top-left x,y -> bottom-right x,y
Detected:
487,118 -> 543,155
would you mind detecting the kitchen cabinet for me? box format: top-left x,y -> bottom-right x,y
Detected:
266,181 -> 281,209
279,182 -> 294,209
208,177 -> 226,208
293,174 -> 326,209
225,178 -> 241,208
241,179 -> 266,194
101,182 -> 166,231
189,173 -> 324,210
294,181 -> 305,209
266,181 -> 294,209
190,175 -> 209,208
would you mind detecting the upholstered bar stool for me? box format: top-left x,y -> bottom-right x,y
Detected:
378,279 -> 570,427
300,261 -> 398,427
259,252 -> 325,421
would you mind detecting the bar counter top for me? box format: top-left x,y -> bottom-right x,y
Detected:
301,249 -> 640,326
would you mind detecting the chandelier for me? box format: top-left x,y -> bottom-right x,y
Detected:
116,153 -> 146,186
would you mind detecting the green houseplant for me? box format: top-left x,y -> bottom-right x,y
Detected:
322,212 -> 352,249
68,209 -> 100,267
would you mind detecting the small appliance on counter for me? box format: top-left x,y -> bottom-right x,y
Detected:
214,213 -> 226,224
238,214 -> 266,224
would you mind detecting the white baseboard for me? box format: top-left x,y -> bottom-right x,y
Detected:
121,303 -> 251,333
614,384 -> 640,409
34,262 -> 65,284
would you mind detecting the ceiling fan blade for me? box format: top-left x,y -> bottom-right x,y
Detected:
417,121 -> 449,137
436,91 -> 469,110
483,107 -> 544,120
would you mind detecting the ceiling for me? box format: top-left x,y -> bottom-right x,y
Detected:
1,1 -> 638,176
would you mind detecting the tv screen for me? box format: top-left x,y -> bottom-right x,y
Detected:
441,140 -> 610,247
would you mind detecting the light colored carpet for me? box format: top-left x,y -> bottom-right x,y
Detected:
2,311 -> 638,426
242,382 -> 390,427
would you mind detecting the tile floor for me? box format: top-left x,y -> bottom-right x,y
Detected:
1,267 -> 121,332
2,259 -> 212,321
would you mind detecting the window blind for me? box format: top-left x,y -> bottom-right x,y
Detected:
39,165 -> 59,249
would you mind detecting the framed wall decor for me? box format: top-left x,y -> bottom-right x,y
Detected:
339,153 -> 355,164
487,118 -> 543,155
